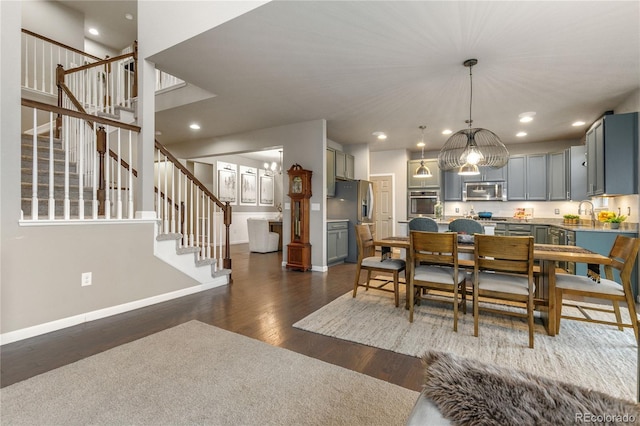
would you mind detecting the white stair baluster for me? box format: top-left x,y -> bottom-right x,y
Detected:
128,131 -> 134,219
78,118 -> 84,219
31,109 -> 38,220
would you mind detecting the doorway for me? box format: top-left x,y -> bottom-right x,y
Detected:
370,175 -> 394,240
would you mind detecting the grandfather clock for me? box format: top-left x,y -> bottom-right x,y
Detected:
286,164 -> 312,271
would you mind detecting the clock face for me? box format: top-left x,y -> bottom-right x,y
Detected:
292,176 -> 303,193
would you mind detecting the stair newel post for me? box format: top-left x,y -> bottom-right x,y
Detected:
224,202 -> 232,279
132,41 -> 138,99
96,126 -> 107,216
55,64 -> 65,139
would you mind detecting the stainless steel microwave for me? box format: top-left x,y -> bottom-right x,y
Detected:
463,181 -> 506,201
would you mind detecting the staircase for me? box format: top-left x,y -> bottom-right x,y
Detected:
19,29 -> 233,284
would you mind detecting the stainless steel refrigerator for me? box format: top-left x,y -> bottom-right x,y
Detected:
327,180 -> 374,263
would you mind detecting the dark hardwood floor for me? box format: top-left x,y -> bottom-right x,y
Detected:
1,244 -> 424,391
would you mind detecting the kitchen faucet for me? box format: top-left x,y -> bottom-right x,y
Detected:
578,200 -> 596,227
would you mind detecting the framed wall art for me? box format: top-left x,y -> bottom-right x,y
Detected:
259,171 -> 274,206
239,165 -> 257,206
217,161 -> 237,205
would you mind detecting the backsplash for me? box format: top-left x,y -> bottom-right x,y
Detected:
443,194 -> 639,223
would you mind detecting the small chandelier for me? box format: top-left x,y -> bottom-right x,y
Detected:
438,59 -> 509,175
263,150 -> 283,176
413,125 -> 432,178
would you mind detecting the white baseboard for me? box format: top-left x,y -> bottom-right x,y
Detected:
0,279 -> 226,345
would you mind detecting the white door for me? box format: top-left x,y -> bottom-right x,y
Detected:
371,175 -> 394,240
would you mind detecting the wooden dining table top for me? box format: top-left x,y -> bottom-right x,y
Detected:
374,236 -> 611,265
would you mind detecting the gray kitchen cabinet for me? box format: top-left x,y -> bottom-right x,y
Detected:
327,221 -> 349,264
464,165 -> 507,182
507,154 -> 547,200
548,150 -> 569,200
327,148 -> 336,197
443,170 -> 463,201
586,112 -> 638,196
335,150 -> 355,181
407,159 -> 440,188
493,223 -> 545,243
570,145 -> 587,201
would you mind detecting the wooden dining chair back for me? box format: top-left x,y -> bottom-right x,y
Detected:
409,231 -> 466,329
554,235 -> 640,341
473,234 -> 536,348
353,224 -> 406,307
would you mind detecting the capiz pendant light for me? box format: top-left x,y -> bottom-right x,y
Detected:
438,59 -> 509,174
413,125 -> 432,178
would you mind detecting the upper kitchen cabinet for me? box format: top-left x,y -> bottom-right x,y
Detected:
507,154 -> 547,201
464,165 -> 507,182
326,148 -> 336,197
335,150 -> 355,180
407,159 -> 441,188
570,145 -> 587,201
547,150 -> 569,201
443,169 -> 463,201
586,112 -> 638,196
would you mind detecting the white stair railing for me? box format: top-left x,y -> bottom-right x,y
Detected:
21,99 -> 140,221
154,143 -> 232,274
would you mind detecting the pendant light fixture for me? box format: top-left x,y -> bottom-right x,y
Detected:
413,125 -> 432,178
438,59 -> 509,175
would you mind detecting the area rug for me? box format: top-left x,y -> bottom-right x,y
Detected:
293,286 -> 638,401
1,321 -> 418,425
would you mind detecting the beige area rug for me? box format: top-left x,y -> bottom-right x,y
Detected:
293,285 -> 638,401
1,321 -> 418,425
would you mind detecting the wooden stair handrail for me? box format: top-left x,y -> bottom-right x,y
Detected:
154,141 -> 228,211
22,28 -> 102,61
22,99 -> 141,132
63,50 -> 136,75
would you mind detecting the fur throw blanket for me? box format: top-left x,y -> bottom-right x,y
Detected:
422,351 -> 639,425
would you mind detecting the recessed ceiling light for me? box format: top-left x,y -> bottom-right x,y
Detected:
572,121 -> 586,127
516,131 -> 527,137
372,131 -> 387,140
518,112 -> 536,123
88,28 -> 99,36
189,123 -> 201,130
442,129 -> 453,135
155,130 -> 162,136
417,142 -> 425,147
125,13 -> 134,20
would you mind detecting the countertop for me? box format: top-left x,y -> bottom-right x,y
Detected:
399,217 -> 638,234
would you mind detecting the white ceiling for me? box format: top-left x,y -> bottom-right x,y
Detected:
61,1 -> 640,154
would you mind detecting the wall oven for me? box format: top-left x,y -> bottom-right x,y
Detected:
408,190 -> 440,218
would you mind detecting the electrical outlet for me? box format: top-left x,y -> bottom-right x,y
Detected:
554,209 -> 560,214
81,272 -> 92,287
455,208 -> 460,213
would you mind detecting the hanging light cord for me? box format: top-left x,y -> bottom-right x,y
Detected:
468,63 -> 473,129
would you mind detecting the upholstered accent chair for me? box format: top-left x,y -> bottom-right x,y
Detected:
247,218 -> 279,253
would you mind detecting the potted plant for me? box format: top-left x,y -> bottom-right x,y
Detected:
605,214 -> 627,229
563,214 -> 579,224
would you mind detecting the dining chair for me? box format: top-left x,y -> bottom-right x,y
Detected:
408,231 -> 466,329
554,235 -> 640,341
473,234 -> 536,348
448,218 -> 484,235
408,217 -> 439,232
353,224 -> 406,307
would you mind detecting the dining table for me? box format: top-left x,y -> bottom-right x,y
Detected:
374,236 -> 612,336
